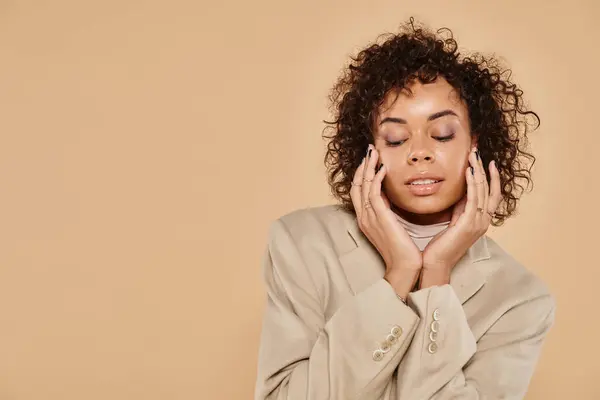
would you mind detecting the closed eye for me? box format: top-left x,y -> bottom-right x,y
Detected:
434,133 -> 455,142
387,133 -> 455,147
385,140 -> 406,147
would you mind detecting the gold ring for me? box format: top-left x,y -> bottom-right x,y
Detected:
351,182 -> 362,186
487,211 -> 496,218
477,207 -> 484,213
363,178 -> 373,183
364,201 -> 372,209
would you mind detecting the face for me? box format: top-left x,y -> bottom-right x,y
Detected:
373,77 -> 476,225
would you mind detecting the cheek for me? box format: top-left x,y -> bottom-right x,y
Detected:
436,148 -> 470,176
378,151 -> 404,179
441,156 -> 470,195
378,147 -> 407,170
450,157 -> 469,178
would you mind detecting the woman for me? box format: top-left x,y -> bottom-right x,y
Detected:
254,18 -> 555,400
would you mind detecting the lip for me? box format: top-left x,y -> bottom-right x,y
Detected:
405,174 -> 445,184
404,174 -> 444,196
406,180 -> 443,196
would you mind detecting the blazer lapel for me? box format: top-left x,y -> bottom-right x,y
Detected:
337,215 -> 387,295
449,235 -> 497,303
340,216 -> 498,304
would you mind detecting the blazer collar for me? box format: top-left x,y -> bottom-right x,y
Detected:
340,216 -> 497,304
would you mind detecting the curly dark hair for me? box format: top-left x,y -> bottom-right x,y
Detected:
322,17 -> 540,226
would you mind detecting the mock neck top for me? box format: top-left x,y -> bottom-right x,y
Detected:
393,212 -> 450,251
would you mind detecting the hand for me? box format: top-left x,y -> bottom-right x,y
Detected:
420,147 -> 501,287
350,145 -> 422,296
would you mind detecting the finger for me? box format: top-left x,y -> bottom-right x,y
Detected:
487,160 -> 502,218
381,188 -> 392,209
369,161 -> 385,208
476,149 -> 490,217
450,194 -> 467,226
470,149 -> 485,217
369,164 -> 390,216
361,144 -> 372,183
362,145 -> 379,209
462,163 -> 478,224
363,159 -> 387,248
350,156 -> 366,219
369,164 -> 414,248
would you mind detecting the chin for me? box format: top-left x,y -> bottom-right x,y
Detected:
391,192 -> 457,216
402,200 -> 451,215
385,182 -> 465,218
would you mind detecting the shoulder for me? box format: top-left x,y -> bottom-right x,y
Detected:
262,205 -> 357,297
263,205 -> 360,285
276,204 -> 354,230
267,204 -> 356,247
484,236 -> 556,314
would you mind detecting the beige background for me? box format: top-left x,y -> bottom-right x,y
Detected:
0,0 -> 597,399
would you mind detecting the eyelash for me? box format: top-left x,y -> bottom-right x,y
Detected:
386,133 -> 456,147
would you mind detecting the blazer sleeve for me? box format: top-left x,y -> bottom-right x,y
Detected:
254,218 -> 420,400
394,284 -> 556,399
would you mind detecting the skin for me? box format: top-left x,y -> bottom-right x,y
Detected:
350,78 -> 502,298
374,78 -> 474,225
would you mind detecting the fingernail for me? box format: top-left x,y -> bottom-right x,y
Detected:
470,166 -> 474,175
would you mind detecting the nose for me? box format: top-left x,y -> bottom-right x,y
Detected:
407,145 -> 435,165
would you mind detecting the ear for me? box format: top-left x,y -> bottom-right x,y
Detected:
470,134 -> 478,149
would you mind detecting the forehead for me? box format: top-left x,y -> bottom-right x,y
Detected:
375,78 -> 466,122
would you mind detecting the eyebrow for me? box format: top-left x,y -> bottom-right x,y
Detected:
379,109 -> 459,125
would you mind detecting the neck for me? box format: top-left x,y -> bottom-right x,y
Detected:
392,204 -> 453,225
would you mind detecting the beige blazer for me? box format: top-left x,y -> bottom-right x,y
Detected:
254,205 -> 555,400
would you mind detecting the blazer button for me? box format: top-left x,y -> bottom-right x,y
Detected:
430,320 -> 440,333
373,349 -> 384,361
387,333 -> 398,344
390,325 -> 403,337
429,331 -> 438,342
380,340 -> 392,353
428,342 -> 438,354
433,308 -> 441,321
